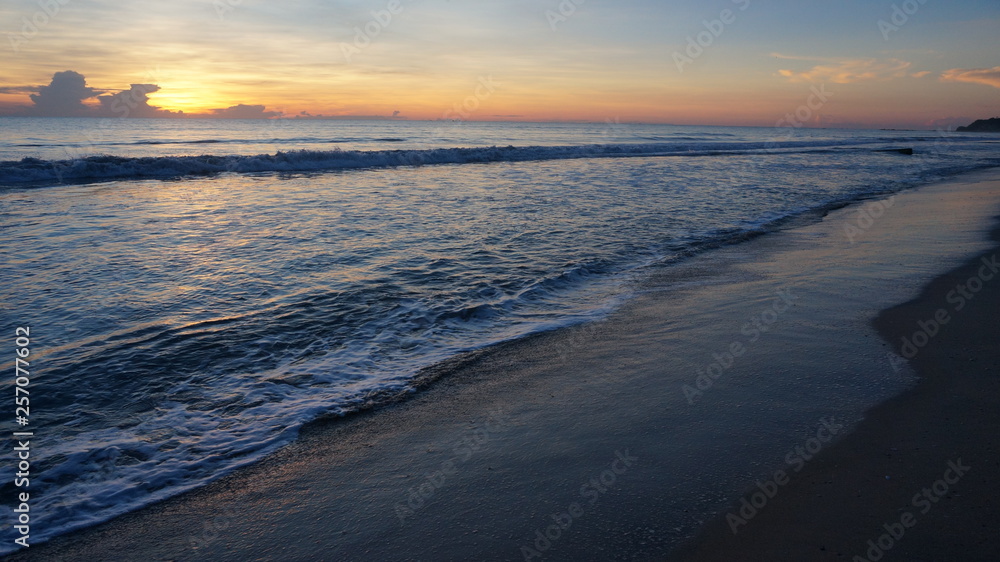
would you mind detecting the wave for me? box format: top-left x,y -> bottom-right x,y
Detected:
0,139 -> 907,186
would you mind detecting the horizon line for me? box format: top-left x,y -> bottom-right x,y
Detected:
0,114 -> 974,132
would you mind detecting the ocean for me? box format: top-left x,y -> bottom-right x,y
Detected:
1,117 -> 998,552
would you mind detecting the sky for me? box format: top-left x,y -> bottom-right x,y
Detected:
1,0 -> 998,128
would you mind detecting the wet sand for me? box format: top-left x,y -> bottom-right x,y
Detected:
13,169 -> 1000,561
669,194 -> 1000,559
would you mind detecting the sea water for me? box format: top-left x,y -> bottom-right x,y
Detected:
1,117 -> 997,550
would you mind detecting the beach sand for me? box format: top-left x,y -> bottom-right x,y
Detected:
669,190 -> 1000,558
15,169 -> 1000,561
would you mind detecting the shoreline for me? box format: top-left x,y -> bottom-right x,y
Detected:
668,213 -> 1000,561
11,168 -> 1000,561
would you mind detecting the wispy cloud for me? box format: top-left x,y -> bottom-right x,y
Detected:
769,53 -> 842,62
940,66 -> 1000,89
0,86 -> 38,95
778,58 -> 917,84
208,104 -> 281,119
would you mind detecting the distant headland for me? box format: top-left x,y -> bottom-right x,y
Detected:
957,118 -> 1000,132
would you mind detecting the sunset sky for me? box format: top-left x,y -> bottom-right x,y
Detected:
1,0 -> 998,128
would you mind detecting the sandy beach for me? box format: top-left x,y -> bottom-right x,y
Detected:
669,179 -> 1000,560
13,168 -> 1000,561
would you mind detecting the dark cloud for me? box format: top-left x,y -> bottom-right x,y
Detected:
96,84 -> 181,118
27,70 -> 100,116
208,104 -> 280,119
1,71 -> 278,118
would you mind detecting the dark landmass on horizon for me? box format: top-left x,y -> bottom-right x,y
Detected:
957,117 -> 1000,132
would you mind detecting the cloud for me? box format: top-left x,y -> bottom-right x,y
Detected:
27,70 -> 101,116
2,71 -> 282,118
778,58 -> 915,84
96,84 -> 181,118
941,66 -> 1000,89
770,53 -> 841,62
208,104 -> 281,119
0,86 -> 38,95
15,71 -> 179,117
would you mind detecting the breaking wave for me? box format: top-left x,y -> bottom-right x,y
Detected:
0,139 -> 898,186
